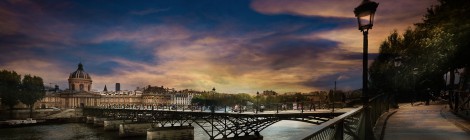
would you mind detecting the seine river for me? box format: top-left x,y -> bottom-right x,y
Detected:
0,120 -> 316,140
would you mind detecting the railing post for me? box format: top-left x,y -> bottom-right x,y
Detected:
334,120 -> 344,140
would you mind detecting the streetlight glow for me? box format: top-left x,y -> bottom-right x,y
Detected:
354,0 -> 379,31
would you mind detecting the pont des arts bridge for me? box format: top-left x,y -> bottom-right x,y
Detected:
82,94 -> 390,140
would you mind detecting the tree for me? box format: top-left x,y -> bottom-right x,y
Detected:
19,75 -> 45,118
419,0 -> 470,68
418,0 -> 470,109
0,70 -> 21,119
370,0 -> 470,105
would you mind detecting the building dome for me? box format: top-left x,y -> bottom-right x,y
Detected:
68,63 -> 92,92
69,63 -> 91,79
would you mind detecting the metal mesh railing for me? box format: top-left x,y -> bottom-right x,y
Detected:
301,94 -> 389,140
454,91 -> 470,119
343,110 -> 362,140
305,126 -> 336,140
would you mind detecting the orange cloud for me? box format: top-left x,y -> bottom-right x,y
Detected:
86,27 -> 363,93
252,0 -> 438,53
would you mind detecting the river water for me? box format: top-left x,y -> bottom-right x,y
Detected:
0,120 -> 316,140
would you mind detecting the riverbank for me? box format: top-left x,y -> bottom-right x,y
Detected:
0,108 -> 85,128
0,108 -> 63,120
0,117 -> 86,128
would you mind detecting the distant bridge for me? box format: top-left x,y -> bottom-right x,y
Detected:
83,108 -> 343,139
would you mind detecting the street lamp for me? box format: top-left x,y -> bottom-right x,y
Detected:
182,93 -> 185,112
212,87 -> 216,113
276,93 -> 279,114
256,91 -> 259,114
211,87 -> 216,140
333,81 -> 336,113
454,69 -> 461,111
393,57 -> 402,108
412,68 -> 418,106
354,0 -> 378,139
354,0 -> 378,31
354,0 -> 379,103
239,98 -> 242,114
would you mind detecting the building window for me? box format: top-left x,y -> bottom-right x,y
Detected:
80,84 -> 84,91
71,84 -> 75,90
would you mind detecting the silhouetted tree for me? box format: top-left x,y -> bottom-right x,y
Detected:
0,70 -> 21,119
19,75 -> 45,118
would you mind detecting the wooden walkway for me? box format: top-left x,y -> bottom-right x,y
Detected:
383,103 -> 470,140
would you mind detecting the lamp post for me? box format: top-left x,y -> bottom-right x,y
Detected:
212,87 -> 216,113
301,94 -> 304,113
256,91 -> 259,114
276,94 -> 279,114
182,94 -> 185,112
333,81 -> 336,113
211,87 -> 215,140
412,68 -> 418,106
393,57 -> 402,108
453,69 -> 460,112
354,0 -> 378,139
239,98 -> 242,114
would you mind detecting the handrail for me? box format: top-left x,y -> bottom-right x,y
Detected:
452,91 -> 470,119
369,94 -> 382,103
293,106 -> 364,140
300,93 -> 389,140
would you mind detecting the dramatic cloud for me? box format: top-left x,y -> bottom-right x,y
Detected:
252,0 -> 438,52
0,0 -> 438,93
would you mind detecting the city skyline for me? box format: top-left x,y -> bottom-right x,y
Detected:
0,0 -> 437,93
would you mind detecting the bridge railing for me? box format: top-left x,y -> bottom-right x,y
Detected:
298,93 -> 390,140
452,91 -> 470,119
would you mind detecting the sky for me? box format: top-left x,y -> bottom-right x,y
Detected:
0,0 -> 438,93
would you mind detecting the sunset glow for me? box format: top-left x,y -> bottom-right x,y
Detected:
0,0 -> 438,93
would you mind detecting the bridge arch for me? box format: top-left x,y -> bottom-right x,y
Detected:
82,108 -> 342,139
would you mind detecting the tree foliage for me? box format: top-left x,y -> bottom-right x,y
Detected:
0,70 -> 21,111
0,70 -> 45,118
191,93 -> 255,106
20,75 -> 45,118
369,0 -> 470,101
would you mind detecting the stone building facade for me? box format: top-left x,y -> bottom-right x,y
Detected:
35,63 -> 197,109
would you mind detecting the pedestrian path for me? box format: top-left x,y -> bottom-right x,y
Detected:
383,103 -> 470,140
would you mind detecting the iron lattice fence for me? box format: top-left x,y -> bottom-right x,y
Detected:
300,94 -> 389,140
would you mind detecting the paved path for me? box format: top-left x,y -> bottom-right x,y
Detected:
383,103 -> 470,140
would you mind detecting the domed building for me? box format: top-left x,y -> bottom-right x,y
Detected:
35,63 -> 197,109
68,63 -> 92,92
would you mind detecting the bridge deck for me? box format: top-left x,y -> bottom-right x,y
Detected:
383,103 -> 470,140
83,107 -> 356,139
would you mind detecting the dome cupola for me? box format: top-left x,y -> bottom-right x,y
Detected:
69,63 -> 91,79
68,62 -> 92,92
